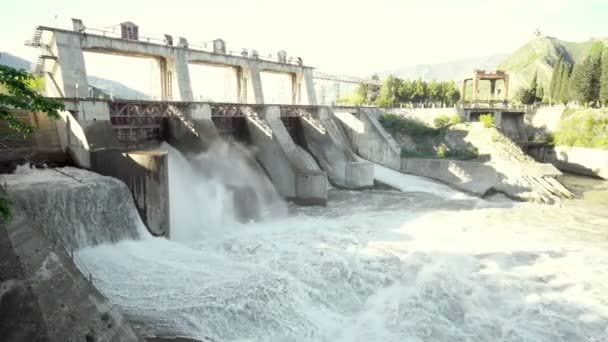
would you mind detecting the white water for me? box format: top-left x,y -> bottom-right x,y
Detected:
12,149 -> 607,341
373,163 -> 471,200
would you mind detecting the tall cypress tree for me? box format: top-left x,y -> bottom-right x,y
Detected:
571,42 -> 604,105
588,43 -> 603,105
530,71 -> 538,97
601,48 -> 608,106
559,64 -> 572,104
550,57 -> 564,101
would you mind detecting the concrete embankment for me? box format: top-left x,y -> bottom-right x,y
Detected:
301,108 -> 374,189
0,168 -> 144,342
340,107 -> 573,202
245,106 -> 327,205
528,145 -> 608,180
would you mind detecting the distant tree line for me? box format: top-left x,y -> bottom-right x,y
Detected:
349,75 -> 461,107
545,42 -> 608,106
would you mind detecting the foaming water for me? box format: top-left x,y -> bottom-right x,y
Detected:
164,142 -> 287,241
75,158 -> 608,342
1,166 -> 147,250
373,163 -> 471,200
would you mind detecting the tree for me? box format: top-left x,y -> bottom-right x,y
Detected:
0,65 -> 64,219
570,43 -> 603,106
558,63 -> 572,104
601,48 -> 608,106
368,74 -> 381,103
516,71 -> 541,105
376,75 -> 402,107
550,56 -> 564,101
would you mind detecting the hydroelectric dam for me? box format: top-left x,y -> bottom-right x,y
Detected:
1,19 -> 608,342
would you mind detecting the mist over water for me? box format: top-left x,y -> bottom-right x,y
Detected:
69,145 -> 608,341
163,142 -> 287,241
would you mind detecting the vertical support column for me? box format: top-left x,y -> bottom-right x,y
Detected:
242,63 -> 264,104
302,68 -> 317,105
174,51 -> 193,101
473,76 -> 479,102
490,79 -> 497,101
51,31 -> 89,98
158,57 -> 171,101
504,77 -> 509,100
291,73 -> 298,104
236,67 -> 243,103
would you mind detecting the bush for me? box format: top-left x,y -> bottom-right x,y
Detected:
436,145 -> 448,158
433,114 -> 463,129
553,110 -> 608,150
379,114 -> 438,137
450,114 -> 462,125
479,114 -> 495,128
434,115 -> 451,129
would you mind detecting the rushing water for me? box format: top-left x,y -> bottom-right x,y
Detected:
72,146 -> 608,342
7,147 -> 607,341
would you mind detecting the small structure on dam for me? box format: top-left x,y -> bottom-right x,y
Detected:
462,69 -> 510,103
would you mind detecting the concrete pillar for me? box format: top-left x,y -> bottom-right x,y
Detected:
174,51 -> 193,101
158,58 -> 171,101
504,78 -> 510,100
245,106 -> 328,205
490,79 -> 497,101
462,80 -> 468,102
473,77 -> 479,102
303,68 -> 317,105
241,64 -> 264,104
51,31 -> 89,98
291,74 -> 298,104
301,107 -> 374,189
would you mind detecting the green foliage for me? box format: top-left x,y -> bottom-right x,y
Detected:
436,145 -> 448,158
450,114 -> 462,125
569,44 -> 603,106
0,65 -> 64,219
553,109 -> 608,150
433,115 -> 451,129
479,114 -> 495,128
433,114 -> 462,129
0,65 -> 64,134
355,74 -> 381,104
517,71 -> 542,104
0,194 -> 10,220
378,114 -> 438,137
374,75 -> 460,107
600,48 -> 608,106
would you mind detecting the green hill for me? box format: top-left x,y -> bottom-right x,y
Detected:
498,37 -> 608,99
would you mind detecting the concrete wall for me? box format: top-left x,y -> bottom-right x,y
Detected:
400,158 -> 570,202
54,100 -> 120,168
90,149 -> 170,236
335,108 -> 401,170
0,111 -> 67,169
0,207 -> 142,342
530,107 -> 565,133
245,106 -> 327,205
301,107 -> 374,189
528,145 -> 608,180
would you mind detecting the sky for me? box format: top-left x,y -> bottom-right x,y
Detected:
1,0 -> 607,77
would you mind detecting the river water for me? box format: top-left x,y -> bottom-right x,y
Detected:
70,145 -> 608,342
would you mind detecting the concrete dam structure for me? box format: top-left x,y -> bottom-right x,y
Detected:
21,19 -> 377,238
